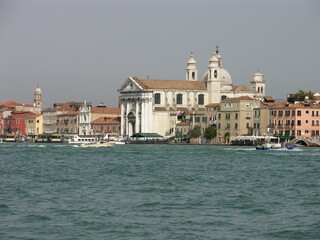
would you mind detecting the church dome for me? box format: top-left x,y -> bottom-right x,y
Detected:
220,68 -> 232,86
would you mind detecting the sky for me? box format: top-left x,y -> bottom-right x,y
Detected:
0,0 -> 319,108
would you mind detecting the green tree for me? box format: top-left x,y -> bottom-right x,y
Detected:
296,90 -> 314,100
188,125 -> 202,138
204,125 -> 217,140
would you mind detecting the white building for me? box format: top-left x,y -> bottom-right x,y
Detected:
118,48 -> 266,137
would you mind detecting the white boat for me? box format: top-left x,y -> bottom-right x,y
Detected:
256,137 -> 282,150
68,135 -> 100,144
103,134 -> 127,144
80,141 -> 114,148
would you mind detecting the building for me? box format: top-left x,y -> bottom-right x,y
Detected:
270,101 -> 320,140
217,96 -> 260,143
252,97 -> 276,136
42,108 -> 58,133
91,117 -> 121,135
78,102 -> 121,135
118,48 -> 266,137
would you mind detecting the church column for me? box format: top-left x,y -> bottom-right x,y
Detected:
148,97 -> 153,132
126,100 -> 130,137
120,100 -> 125,136
135,99 -> 140,134
145,98 -> 149,132
141,99 -> 145,132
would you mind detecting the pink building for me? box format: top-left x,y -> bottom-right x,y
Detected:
270,101 -> 320,140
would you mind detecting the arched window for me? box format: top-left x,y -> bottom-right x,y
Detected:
154,93 -> 161,104
192,72 -> 195,80
176,94 -> 183,104
198,94 -> 204,105
214,70 -> 218,78
261,87 -> 263,94
221,95 -> 227,101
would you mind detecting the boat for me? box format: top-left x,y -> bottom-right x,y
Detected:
50,134 -> 64,143
67,135 -> 99,144
4,134 -> 16,142
256,137 -> 282,150
80,141 -> 114,148
35,134 -> 50,143
103,134 -> 127,144
35,134 -> 64,143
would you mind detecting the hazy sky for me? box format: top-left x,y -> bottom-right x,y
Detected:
1,0 -> 319,108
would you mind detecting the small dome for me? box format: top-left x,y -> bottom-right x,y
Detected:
210,53 -> 219,63
35,86 -> 41,94
251,72 -> 265,83
187,53 -> 197,64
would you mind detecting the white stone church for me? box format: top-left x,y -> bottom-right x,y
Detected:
118,47 -> 266,137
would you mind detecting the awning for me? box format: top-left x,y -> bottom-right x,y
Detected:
130,133 -> 163,138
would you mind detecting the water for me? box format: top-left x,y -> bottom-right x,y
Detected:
0,143 -> 319,240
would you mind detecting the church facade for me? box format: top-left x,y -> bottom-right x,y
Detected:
118,48 -> 266,137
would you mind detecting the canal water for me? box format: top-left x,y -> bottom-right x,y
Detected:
0,143 -> 319,239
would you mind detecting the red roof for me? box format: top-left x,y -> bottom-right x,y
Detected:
91,107 -> 120,114
222,96 -> 254,101
91,117 -> 120,125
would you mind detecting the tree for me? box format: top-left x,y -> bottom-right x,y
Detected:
204,125 -> 217,140
188,125 -> 202,138
296,90 -> 314,100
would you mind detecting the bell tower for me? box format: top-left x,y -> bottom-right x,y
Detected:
186,52 -> 198,81
34,84 -> 42,109
207,46 -> 221,103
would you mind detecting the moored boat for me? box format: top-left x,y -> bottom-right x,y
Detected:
4,134 -> 17,142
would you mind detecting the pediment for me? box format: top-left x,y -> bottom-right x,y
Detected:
119,77 -> 143,92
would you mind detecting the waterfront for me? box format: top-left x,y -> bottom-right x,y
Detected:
0,143 -> 319,240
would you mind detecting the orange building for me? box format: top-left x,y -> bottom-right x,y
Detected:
270,101 -> 320,140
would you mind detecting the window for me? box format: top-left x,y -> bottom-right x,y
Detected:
176,94 -> 183,104
235,113 -> 238,119
198,94 -> 204,105
297,120 -> 301,126
214,70 -> 217,78
278,111 -> 283,116
154,93 -> 161,104
297,111 -> 301,116
235,123 -> 238,129
297,130 -> 301,136
202,116 -> 207,123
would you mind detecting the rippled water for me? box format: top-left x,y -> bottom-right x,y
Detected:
0,143 -> 319,240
